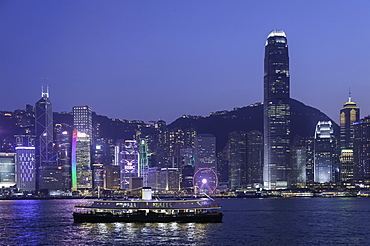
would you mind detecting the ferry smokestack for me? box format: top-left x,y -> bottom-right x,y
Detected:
142,187 -> 152,200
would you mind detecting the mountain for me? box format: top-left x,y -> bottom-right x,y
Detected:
168,98 -> 339,151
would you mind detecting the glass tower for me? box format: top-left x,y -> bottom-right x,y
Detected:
263,30 -> 291,190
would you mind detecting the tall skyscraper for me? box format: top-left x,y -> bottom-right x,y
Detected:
340,92 -> 360,149
246,130 -> 263,188
227,131 -> 247,190
263,30 -> 291,190
194,134 -> 216,171
314,121 -> 338,183
73,106 -> 92,137
72,106 -> 93,190
35,87 -> 61,191
353,116 -> 370,182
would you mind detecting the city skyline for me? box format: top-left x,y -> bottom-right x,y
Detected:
1,1 -> 370,124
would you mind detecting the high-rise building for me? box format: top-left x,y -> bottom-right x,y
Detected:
353,117 -> 370,182
340,93 -> 360,149
339,93 -> 359,183
71,131 -> 92,190
246,131 -> 263,188
55,123 -> 72,190
194,134 -> 216,171
73,106 -> 92,137
35,87 -> 60,191
15,147 -> 36,191
139,138 -> 149,187
314,121 -> 338,183
0,152 -> 16,188
72,106 -> 93,191
117,140 -> 139,190
160,167 -> 180,192
263,30 -> 291,190
227,131 -> 247,190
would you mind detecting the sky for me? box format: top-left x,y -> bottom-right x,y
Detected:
1,1 -> 370,124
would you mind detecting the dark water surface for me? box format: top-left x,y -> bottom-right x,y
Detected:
1,198 -> 370,245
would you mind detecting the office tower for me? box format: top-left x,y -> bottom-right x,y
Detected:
227,132 -> 247,190
353,117 -> 370,182
181,164 -> 194,191
263,30 -> 291,190
340,93 -> 360,149
290,147 -> 306,187
340,149 -> 354,182
217,146 -> 229,186
139,138 -> 149,187
314,121 -> 338,183
117,140 -> 139,189
72,106 -> 93,191
0,153 -> 16,188
73,106 -> 92,137
15,147 -> 36,191
339,93 -> 359,183
147,167 -> 161,191
35,87 -> 60,190
246,131 -> 263,188
104,165 -> 120,190
160,167 -> 180,192
194,134 -> 216,171
71,131 -> 92,190
55,123 -> 72,190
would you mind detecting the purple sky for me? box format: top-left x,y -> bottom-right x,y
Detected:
1,1 -> 370,124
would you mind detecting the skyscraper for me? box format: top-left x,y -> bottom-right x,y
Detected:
15,147 -> 36,191
314,121 -> 338,183
72,106 -> 93,190
35,87 -> 61,191
194,134 -> 216,171
340,92 -> 360,149
263,30 -> 291,190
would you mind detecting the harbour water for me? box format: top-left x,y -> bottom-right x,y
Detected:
1,197 -> 370,245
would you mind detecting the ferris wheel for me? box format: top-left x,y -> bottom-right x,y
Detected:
193,168 -> 218,194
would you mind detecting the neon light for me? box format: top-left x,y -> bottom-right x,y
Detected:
15,146 -> 35,150
71,130 -> 77,190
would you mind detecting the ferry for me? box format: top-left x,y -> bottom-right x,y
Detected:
73,187 -> 223,223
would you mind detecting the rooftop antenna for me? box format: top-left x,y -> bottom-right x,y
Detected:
41,77 -> 49,98
348,87 -> 352,102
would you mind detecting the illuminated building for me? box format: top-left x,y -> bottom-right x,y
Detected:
15,147 -> 36,191
55,124 -> 72,190
263,30 -> 291,190
194,134 -> 216,171
340,149 -> 354,182
71,130 -> 93,190
339,93 -> 359,182
160,167 -> 180,192
180,147 -> 195,190
290,147 -> 307,187
314,121 -> 338,183
139,138 -> 149,187
0,152 -> 16,188
340,93 -> 360,149
104,165 -> 120,190
353,116 -> 370,182
117,140 -> 139,190
246,131 -> 263,188
147,167 -> 161,191
73,106 -> 92,137
35,87 -> 60,190
227,131 -> 247,190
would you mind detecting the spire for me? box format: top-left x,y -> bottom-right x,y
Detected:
41,78 -> 49,98
348,87 -> 351,102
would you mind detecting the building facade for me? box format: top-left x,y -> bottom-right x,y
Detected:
263,30 -> 291,190
314,121 -> 338,183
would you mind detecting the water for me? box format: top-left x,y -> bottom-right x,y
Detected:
1,198 -> 370,245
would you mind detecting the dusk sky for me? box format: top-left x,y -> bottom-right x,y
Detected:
1,1 -> 370,124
